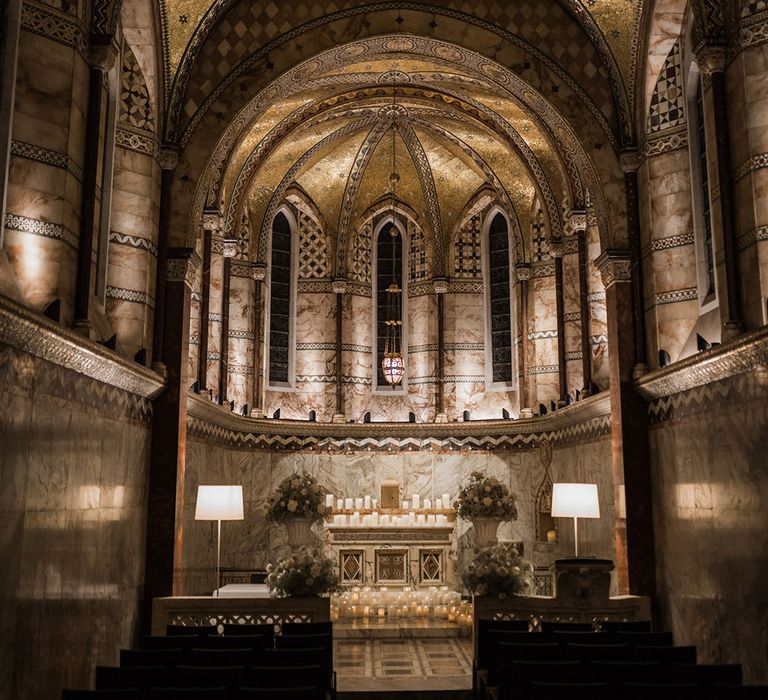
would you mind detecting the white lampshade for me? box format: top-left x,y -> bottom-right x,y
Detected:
195,485 -> 244,521
551,483 -> 600,519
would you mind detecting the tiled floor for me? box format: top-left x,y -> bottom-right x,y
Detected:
335,638 -> 473,691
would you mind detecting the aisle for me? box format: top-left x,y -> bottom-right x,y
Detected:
334,637 -> 473,692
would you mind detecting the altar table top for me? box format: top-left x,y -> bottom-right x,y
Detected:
213,584 -> 271,598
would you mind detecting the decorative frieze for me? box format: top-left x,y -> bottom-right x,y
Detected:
528,330 -> 558,341
447,280 -> 483,294
641,230 -> 694,258
643,125 -> 688,159
528,365 -> 559,375
166,251 -> 200,288
11,139 -> 84,180
644,287 -> 698,310
733,152 -> 768,183
4,212 -> 78,250
106,286 -> 154,307
116,124 -> 159,158
736,225 -> 768,252
595,250 -> 632,288
109,230 -> 158,256
20,0 -> 88,59
229,330 -> 255,340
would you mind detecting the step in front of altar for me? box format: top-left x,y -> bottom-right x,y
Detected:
334,619 -> 471,638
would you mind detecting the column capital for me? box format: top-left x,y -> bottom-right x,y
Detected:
695,44 -> 726,75
87,41 -> 118,72
202,210 -> 222,233
432,277 -> 448,294
563,210 -> 587,236
514,263 -> 531,282
166,248 -> 200,289
619,149 -> 642,174
549,240 -> 565,258
332,278 -> 348,294
223,238 -> 239,258
252,263 -> 268,281
595,250 -> 632,288
159,146 -> 180,171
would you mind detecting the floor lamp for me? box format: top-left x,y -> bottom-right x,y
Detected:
551,483 -> 600,557
195,485 -> 244,596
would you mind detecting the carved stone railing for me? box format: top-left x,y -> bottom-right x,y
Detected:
151,596 -> 331,635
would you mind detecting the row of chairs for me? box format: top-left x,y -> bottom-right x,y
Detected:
63,622 -> 335,700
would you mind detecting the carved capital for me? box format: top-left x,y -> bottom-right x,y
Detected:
159,146 -> 180,171
252,264 -> 268,282
332,278 -> 348,295
548,240 -> 565,258
166,248 -> 201,289
619,149 -> 642,174
514,263 -> 531,282
223,239 -> 238,258
595,250 -> 632,288
202,210 -> 221,233
696,45 -> 726,75
563,210 -> 587,236
88,41 -> 118,72
432,277 -> 448,294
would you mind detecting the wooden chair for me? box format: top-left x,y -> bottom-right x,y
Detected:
119,648 -> 183,668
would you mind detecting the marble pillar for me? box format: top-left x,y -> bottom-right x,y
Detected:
205,213 -> 224,401
596,250 -> 655,599
226,260 -> 256,413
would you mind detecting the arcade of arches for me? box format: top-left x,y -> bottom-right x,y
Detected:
0,0 -> 767,697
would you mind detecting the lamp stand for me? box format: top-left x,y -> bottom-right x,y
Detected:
572,516 -> 579,557
215,519 -> 221,597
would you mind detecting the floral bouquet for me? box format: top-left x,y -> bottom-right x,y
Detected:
266,547 -> 339,597
462,544 -> 532,599
454,471 -> 518,520
267,471 -> 329,523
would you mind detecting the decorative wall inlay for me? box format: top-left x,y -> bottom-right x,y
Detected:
648,39 -> 684,133
228,363 -> 253,375
733,152 -> 768,182
564,312 -> 581,322
187,391 -> 611,451
736,225 -> 768,251
595,251 -> 632,287
637,325 -> 768,401
528,365 -> 559,375
641,231 -> 694,258
229,330 -> 255,340
0,295 -> 164,400
408,220 -> 428,281
230,262 -> 255,278
4,213 -> 78,250
447,281 -> 484,294
644,287 -> 698,310
455,215 -> 482,277
298,210 -> 329,279
10,139 -> 83,180
528,330 -> 558,341
166,252 -> 201,288
346,282 -> 372,297
106,286 -> 154,307
116,124 -> 160,158
408,281 -> 434,297
587,291 -> 606,303
409,344 -> 439,354
531,262 -> 555,278
565,351 -> 583,360
20,0 -> 88,59
349,222 -> 372,284
109,230 -> 159,256
736,8 -> 768,55
208,313 -> 222,322
207,351 -> 221,361
297,342 -> 335,352
296,280 -> 334,294
643,124 -> 688,159
120,43 -> 154,132
447,342 -> 485,351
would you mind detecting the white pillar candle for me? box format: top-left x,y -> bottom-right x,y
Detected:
345,497 -> 353,509
402,500 -> 409,510
355,497 -> 364,509
427,514 -> 436,526
442,493 -> 451,507
364,495 -> 371,509
326,494 -> 335,508
408,511 -> 416,525
424,498 -> 432,509
337,498 -> 344,510
435,498 -> 442,509
417,513 -> 426,526
372,511 -> 380,526
412,494 -> 420,509
352,511 -> 361,526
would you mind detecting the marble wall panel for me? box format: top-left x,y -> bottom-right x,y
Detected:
649,371 -> 768,683
0,344 -> 151,700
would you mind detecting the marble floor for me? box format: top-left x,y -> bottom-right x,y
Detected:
334,638 -> 474,691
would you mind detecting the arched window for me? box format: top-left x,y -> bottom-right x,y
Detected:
269,211 -> 293,384
375,220 -> 404,388
487,212 -> 513,384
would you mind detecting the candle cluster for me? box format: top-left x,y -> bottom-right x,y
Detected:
324,492 -> 453,527
331,586 -> 472,625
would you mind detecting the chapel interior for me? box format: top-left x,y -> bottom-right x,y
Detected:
1,0 -> 767,698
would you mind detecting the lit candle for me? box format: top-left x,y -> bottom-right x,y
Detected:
417,513 -> 426,526
326,494 -> 335,508
442,493 -> 450,508
547,529 -> 557,543
337,498 -> 344,510
427,514 -> 436,526
402,500 -> 409,510
364,495 -> 371,509
412,494 -> 420,509
355,497 -> 364,510
345,498 -> 353,509
424,498 -> 432,509
435,498 -> 442,509
378,607 -> 385,618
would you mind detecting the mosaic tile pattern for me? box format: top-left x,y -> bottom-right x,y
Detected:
298,210 -> 329,279
334,638 -> 473,681
454,215 -> 482,277
408,220 -> 428,281
120,43 -> 154,132
648,39 -> 684,133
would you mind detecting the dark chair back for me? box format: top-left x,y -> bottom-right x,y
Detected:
553,631 -> 616,645
634,645 -> 697,664
599,620 -> 651,634
120,648 -> 183,668
149,688 -> 229,700
672,663 -> 743,687
498,659 -> 585,699
63,691 -> 141,700
529,681 -> 611,700
590,660 -> 665,686
141,636 -> 198,651
170,665 -> 244,690
167,624 -> 217,637
618,631 -> 673,647
623,682 -> 699,700
95,666 -> 165,691
244,665 -> 324,690
237,688 -> 324,700
564,643 -> 631,662
540,621 -> 593,633
188,648 -> 254,668
195,634 -> 268,651
281,622 -> 332,636
223,623 -> 275,646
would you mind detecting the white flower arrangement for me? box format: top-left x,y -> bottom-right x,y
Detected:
462,544 -> 532,599
267,471 -> 330,523
266,547 -> 339,597
454,471 -> 519,520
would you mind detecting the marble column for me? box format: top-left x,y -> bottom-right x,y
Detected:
596,250 -> 656,600
197,228 -> 212,389
144,247 -> 199,622
515,263 -> 531,415
74,43 -> 117,335
251,264 -> 266,415
698,46 -> 744,338
152,147 -> 179,369
220,256 -> 231,403
578,231 -> 592,394
332,278 -> 347,421
227,259 -> 256,412
204,212 -> 224,400
620,151 -> 649,376
0,0 -> 21,249
434,277 -> 448,421
552,242 -> 567,405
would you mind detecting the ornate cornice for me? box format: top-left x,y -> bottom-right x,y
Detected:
166,249 -> 201,288
636,325 -> 768,401
186,391 -> 611,451
0,294 -> 165,399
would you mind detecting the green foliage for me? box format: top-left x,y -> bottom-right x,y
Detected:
266,547 -> 339,597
